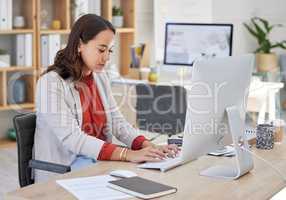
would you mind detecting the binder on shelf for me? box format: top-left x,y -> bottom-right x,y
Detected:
16,34 -> 26,66
41,35 -> 49,68
73,0 -> 101,22
7,0 -> 12,29
24,34 -> 33,67
0,0 -> 8,30
88,0 -> 101,16
74,0 -> 89,21
0,0 -> 12,30
48,34 -> 61,66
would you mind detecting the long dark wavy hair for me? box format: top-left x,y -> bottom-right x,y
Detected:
43,14 -> 115,81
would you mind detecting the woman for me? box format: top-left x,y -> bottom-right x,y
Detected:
35,14 -> 178,181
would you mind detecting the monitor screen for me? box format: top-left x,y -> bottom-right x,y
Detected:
164,23 -> 233,66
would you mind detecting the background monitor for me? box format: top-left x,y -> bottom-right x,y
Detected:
164,23 -> 233,66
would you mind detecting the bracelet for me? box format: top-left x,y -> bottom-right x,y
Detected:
119,148 -> 125,161
122,149 -> 128,161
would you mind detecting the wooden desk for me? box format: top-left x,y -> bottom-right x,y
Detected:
5,143 -> 286,200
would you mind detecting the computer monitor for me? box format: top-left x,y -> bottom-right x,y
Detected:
138,55 -> 254,179
164,23 -> 233,66
159,23 -> 233,83
181,54 -> 254,179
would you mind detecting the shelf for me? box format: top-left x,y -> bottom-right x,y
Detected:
0,103 -> 34,111
116,28 -> 135,33
0,66 -> 35,72
40,29 -> 71,35
0,29 -> 34,35
0,138 -> 16,149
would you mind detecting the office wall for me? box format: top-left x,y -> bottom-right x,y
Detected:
135,0 -> 154,65
153,0 -> 213,61
212,0 -> 286,55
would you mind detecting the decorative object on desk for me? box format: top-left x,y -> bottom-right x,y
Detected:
8,79 -> 26,104
256,123 -> 274,150
273,119 -> 285,144
112,6 -> 123,28
0,49 -> 10,67
148,67 -> 158,82
40,9 -> 50,29
243,17 -> 286,72
280,54 -> 286,78
130,43 -> 146,68
7,128 -> 16,141
139,67 -> 150,80
51,19 -> 61,30
13,16 -> 25,28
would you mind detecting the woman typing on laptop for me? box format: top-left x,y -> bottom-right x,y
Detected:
34,14 -> 178,181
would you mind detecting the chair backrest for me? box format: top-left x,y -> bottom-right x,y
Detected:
136,84 -> 187,135
13,112 -> 36,187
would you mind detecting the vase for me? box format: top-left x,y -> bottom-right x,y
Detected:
256,53 -> 278,72
112,16 -> 124,28
8,79 -> 26,104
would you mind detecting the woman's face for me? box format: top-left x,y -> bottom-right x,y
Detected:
79,29 -> 115,73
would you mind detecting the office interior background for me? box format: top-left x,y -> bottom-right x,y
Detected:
1,0 -> 286,199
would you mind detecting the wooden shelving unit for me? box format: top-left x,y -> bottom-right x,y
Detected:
102,0 -> 136,75
0,0 -> 37,111
0,0 -> 137,111
0,29 -> 34,35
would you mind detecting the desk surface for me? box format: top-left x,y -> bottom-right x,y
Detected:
5,142 -> 286,200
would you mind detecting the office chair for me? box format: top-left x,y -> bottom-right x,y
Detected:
136,84 -> 187,136
13,112 -> 71,187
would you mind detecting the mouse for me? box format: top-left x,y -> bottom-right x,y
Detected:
109,170 -> 137,178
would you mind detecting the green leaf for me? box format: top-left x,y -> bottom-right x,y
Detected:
243,22 -> 259,39
251,18 -> 266,44
271,41 -> 286,50
255,17 -> 271,33
244,17 -> 286,53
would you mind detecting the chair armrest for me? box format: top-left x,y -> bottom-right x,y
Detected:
29,160 -> 71,174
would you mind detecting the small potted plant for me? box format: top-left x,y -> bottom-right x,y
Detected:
112,6 -> 124,28
0,49 -> 10,68
243,17 -> 286,72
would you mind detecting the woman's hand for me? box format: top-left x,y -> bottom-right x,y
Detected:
142,140 -> 180,158
126,146 -> 166,163
156,144 -> 180,158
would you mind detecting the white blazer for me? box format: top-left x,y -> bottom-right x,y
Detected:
34,71 -> 139,181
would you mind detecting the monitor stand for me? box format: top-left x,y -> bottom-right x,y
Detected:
200,106 -> 254,180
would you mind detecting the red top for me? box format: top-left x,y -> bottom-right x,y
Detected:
77,73 -> 146,160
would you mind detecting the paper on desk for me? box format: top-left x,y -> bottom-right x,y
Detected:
271,186 -> 286,200
56,175 -> 131,200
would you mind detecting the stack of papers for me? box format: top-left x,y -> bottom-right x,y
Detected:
57,175 -> 131,200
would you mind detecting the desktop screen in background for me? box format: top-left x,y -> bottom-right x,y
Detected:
164,23 -> 233,66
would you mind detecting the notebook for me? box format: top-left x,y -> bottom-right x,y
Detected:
107,176 -> 177,199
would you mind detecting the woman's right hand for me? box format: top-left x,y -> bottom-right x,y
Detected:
126,146 -> 166,163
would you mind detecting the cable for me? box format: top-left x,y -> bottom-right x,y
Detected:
240,145 -> 286,182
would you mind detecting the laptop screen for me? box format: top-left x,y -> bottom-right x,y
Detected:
163,23 -> 233,66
